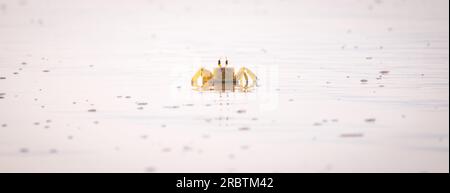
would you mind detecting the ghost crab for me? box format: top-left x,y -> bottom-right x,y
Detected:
191,58 -> 257,92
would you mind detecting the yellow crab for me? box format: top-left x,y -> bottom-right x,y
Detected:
191,58 -> 257,92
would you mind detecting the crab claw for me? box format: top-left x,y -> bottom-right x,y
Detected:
191,67 -> 213,89
235,67 -> 257,89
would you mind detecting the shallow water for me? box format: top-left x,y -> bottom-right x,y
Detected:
0,0 -> 448,172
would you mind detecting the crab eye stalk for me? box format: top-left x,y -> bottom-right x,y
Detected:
218,59 -> 221,67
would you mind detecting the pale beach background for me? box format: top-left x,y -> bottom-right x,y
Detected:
0,0 -> 448,172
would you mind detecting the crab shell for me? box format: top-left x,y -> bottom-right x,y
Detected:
191,66 -> 257,91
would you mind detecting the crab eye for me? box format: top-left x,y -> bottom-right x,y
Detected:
225,60 -> 228,66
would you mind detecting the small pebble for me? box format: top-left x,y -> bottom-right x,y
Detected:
380,70 -> 390,75
183,146 -> 192,152
340,133 -> 364,138
236,109 -> 246,114
19,148 -> 29,153
239,127 -> 250,131
49,149 -> 58,154
145,167 -> 156,173
202,134 -> 210,139
164,105 -> 179,109
365,118 -> 376,123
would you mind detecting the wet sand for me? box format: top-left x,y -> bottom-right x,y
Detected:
0,0 -> 448,172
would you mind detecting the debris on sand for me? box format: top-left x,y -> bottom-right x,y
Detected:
239,127 -> 250,131
364,118 -> 376,123
236,109 -> 246,114
340,133 -> 364,138
19,148 -> 29,153
380,70 -> 390,75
